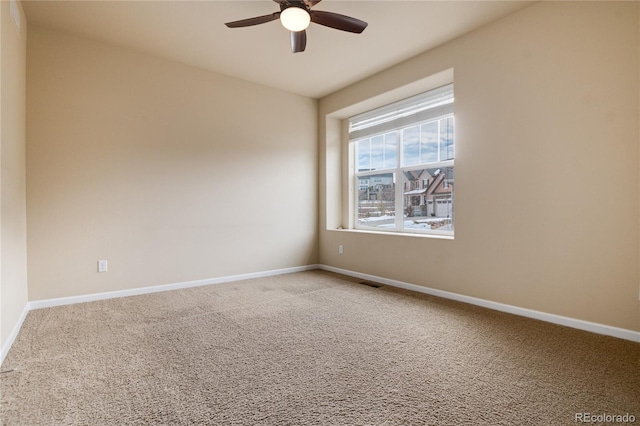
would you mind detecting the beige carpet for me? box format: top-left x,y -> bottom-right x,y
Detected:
1,270 -> 638,425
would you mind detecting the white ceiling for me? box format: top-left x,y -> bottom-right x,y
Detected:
22,1 -> 534,98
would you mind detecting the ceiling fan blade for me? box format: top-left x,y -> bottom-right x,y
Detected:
272,0 -> 290,5
291,30 -> 307,53
310,10 -> 368,34
225,12 -> 280,28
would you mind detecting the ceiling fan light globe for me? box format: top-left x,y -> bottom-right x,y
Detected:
280,7 -> 311,32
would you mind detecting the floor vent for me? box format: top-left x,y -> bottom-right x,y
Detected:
358,280 -> 383,288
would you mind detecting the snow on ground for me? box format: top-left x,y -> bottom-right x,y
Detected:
358,215 -> 396,223
359,217 -> 453,232
359,215 -> 451,224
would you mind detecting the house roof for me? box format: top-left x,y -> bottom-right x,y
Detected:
404,188 -> 428,196
404,169 -> 451,196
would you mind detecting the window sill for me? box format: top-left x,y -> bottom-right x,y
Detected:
327,227 -> 454,240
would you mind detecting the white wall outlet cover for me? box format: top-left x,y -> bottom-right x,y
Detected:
98,260 -> 108,272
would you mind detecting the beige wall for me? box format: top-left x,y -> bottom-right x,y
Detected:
26,26 -> 318,300
319,2 -> 640,331
1,0 -> 28,351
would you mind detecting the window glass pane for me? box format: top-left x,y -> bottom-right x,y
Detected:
402,126 -> 420,167
356,138 -> 370,171
370,135 -> 384,170
357,173 -> 396,229
402,166 -> 454,231
420,121 -> 438,164
384,132 -> 398,169
439,116 -> 454,161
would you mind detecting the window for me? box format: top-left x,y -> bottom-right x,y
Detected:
350,84 -> 454,236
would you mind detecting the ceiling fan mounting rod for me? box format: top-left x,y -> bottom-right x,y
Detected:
278,1 -> 310,13
274,0 -> 317,11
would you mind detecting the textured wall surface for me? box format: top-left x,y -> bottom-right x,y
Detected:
26,26 -> 318,300
319,2 -> 640,331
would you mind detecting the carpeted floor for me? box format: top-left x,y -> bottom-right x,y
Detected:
1,270 -> 639,425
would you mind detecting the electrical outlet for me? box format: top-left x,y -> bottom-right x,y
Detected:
338,245 -> 344,254
98,260 -> 108,273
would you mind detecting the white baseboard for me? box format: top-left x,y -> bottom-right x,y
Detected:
1,302 -> 30,366
30,264 -> 320,310
319,265 -> 640,343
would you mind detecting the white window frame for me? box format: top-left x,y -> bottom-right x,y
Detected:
350,84 -> 454,237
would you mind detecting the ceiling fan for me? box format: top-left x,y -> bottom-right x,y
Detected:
224,0 -> 368,53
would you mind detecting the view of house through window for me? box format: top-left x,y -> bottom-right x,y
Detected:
350,84 -> 454,235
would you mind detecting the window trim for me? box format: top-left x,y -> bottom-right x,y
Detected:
322,68 -> 454,236
350,88 -> 455,237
